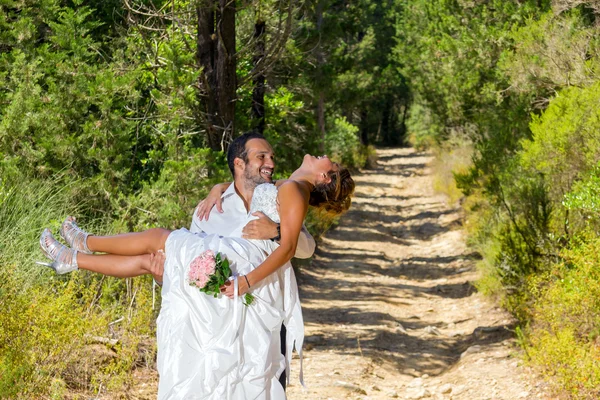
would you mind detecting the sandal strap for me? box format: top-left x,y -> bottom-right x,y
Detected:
60,217 -> 92,254
40,229 -> 78,274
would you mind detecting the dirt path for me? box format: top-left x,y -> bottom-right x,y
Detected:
286,147 -> 551,400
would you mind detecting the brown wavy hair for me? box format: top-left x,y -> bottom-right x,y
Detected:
308,166 -> 355,215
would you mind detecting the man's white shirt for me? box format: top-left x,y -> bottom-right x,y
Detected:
190,182 -> 316,259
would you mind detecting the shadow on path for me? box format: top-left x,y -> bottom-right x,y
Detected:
296,147 -> 510,379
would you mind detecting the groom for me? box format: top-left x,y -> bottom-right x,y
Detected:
190,130 -> 315,259
152,130 -> 315,390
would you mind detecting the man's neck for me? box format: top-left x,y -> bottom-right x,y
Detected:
233,179 -> 255,211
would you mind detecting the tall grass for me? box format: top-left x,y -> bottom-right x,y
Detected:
0,175 -> 85,284
429,135 -> 473,204
0,176 -> 157,398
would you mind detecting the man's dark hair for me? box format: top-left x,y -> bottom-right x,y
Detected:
227,130 -> 267,176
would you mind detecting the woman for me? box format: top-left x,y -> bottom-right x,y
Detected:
38,154 -> 354,400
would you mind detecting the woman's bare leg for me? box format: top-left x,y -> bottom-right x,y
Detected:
78,253 -> 152,277
86,228 -> 171,256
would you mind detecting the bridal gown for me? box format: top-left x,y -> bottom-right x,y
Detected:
156,183 -> 304,400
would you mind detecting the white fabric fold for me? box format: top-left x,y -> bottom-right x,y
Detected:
157,228 -> 303,399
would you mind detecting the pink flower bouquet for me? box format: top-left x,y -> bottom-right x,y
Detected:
188,250 -> 254,305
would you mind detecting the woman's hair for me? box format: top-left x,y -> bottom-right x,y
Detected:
308,166 -> 355,215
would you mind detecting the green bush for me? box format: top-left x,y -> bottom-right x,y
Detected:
520,82 -> 600,235
111,147 -> 230,232
499,9 -> 600,95
0,269 -> 93,399
431,135 -> 473,203
526,236 -> 600,398
405,99 -> 444,148
0,175 -> 159,397
563,163 -> 600,234
324,116 -> 366,169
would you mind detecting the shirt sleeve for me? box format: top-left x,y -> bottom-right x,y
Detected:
293,225 -> 316,259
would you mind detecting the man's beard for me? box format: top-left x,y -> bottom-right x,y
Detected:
243,168 -> 268,188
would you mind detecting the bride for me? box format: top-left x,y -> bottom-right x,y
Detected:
38,154 -> 354,399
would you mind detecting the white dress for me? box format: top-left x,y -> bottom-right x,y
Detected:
156,183 -> 304,400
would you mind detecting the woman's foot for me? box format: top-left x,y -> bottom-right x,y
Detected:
59,216 -> 92,254
37,228 -> 79,274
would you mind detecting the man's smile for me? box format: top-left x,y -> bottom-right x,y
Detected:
260,168 -> 273,179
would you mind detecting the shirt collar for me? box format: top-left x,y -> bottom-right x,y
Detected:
222,182 -> 237,199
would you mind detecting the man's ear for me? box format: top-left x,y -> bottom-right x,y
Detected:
234,157 -> 245,172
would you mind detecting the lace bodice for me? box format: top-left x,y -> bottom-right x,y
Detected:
249,183 -> 280,223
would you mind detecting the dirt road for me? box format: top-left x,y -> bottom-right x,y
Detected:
286,147 -> 551,400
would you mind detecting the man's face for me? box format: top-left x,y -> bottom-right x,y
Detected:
240,138 -> 275,187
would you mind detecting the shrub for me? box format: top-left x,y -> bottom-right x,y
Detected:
324,116 -> 366,169
526,236 -> 600,398
405,99 -> 444,149
110,147 -> 230,232
431,135 -> 473,204
563,162 -> 600,234
0,174 -> 159,397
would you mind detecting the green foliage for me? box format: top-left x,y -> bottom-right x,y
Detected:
0,175 -> 159,397
263,87 -> 311,176
396,0 -> 600,394
324,116 -> 366,169
0,269 -> 90,398
564,164 -> 600,233
430,135 -> 473,203
111,148 -> 230,232
522,82 -> 600,203
405,98 -> 444,148
499,9 -> 600,96
526,237 -> 600,398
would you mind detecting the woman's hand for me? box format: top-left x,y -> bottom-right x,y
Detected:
196,183 -> 230,221
219,276 -> 250,299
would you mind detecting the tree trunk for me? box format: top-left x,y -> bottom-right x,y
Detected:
360,108 -> 369,145
381,99 -> 391,145
216,0 -> 236,150
316,0 -> 325,153
195,0 -> 236,151
252,20 -> 266,134
318,92 -> 325,153
399,101 -> 408,144
196,2 -> 219,150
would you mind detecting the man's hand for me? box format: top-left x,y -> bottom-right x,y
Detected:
242,212 -> 279,240
149,250 -> 166,286
195,183 -> 229,221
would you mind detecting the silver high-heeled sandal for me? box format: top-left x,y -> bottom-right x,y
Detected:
59,216 -> 92,254
37,228 -> 79,274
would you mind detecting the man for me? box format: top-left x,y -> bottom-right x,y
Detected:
152,130 -> 315,390
191,131 -> 315,258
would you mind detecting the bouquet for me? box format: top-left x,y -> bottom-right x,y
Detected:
188,250 -> 254,306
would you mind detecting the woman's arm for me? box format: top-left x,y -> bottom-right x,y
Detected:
222,181 -> 308,297
194,182 -> 232,221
